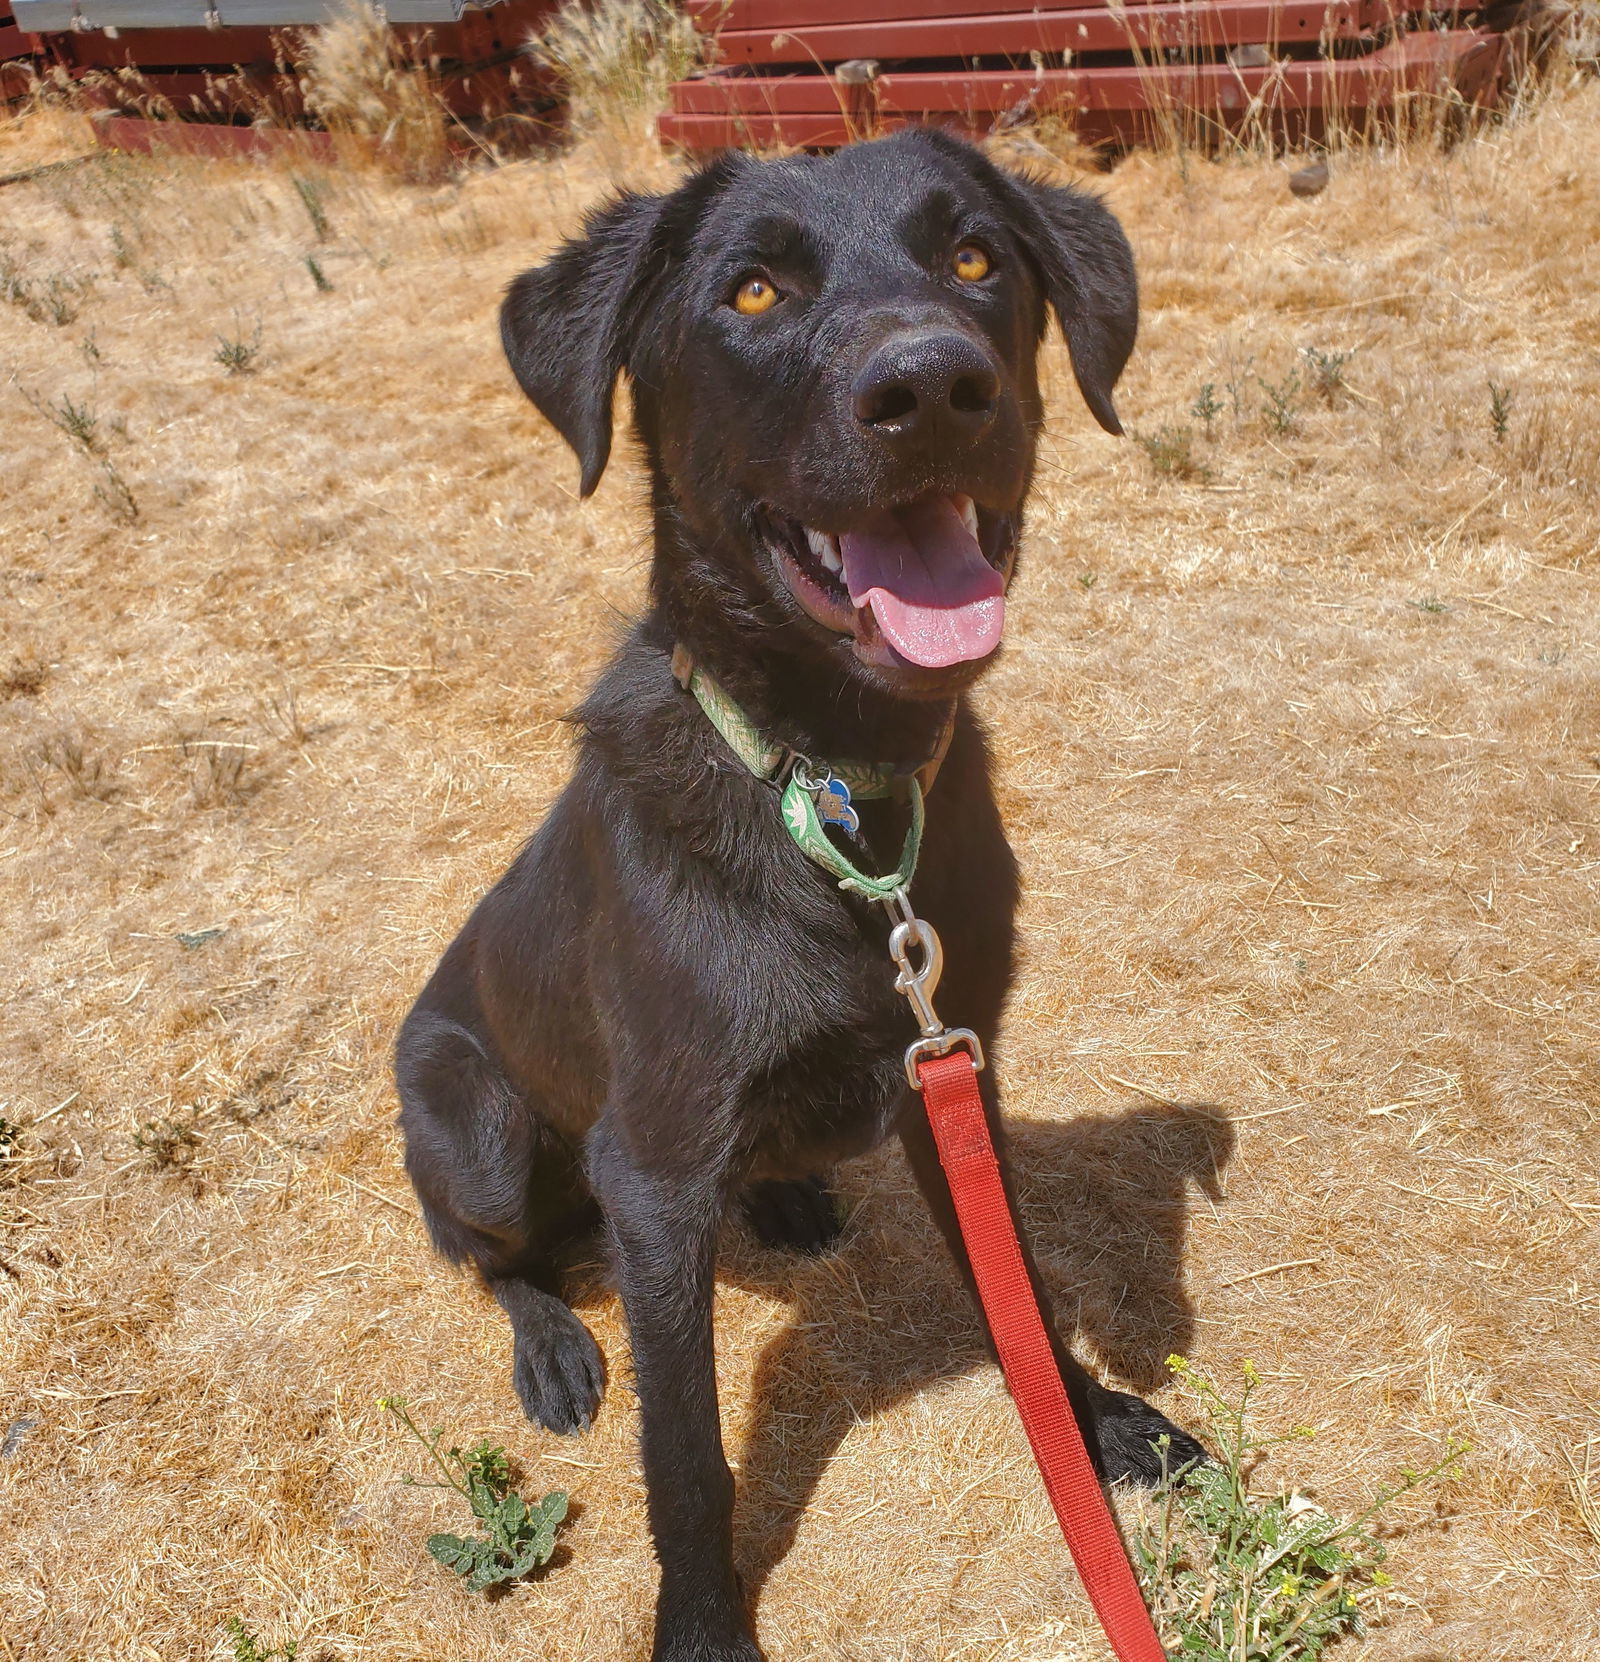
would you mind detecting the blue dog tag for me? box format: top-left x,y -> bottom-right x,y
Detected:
813,774 -> 861,835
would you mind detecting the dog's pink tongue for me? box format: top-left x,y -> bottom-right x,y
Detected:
838,497 -> 1005,669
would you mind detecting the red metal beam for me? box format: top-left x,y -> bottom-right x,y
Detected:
663,27 -> 1503,146
708,0 -> 1460,65
687,0 -> 1185,30
93,109 -> 335,157
30,8 -> 552,70
681,0 -> 1256,29
661,108 -> 851,146
16,0 -> 556,83
46,26 -> 280,67
82,69 -> 253,110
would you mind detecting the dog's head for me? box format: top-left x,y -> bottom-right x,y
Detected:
502,129 -> 1136,701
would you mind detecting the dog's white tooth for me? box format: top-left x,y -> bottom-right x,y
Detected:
958,496 -> 979,538
807,527 -> 843,575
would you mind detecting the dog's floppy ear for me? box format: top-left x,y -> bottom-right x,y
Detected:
1001,176 -> 1138,436
500,190 -> 669,498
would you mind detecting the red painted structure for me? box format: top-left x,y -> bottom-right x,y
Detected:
0,0 -> 557,129
1,3 -> 35,90
1,0 -> 1519,156
661,0 -> 1518,151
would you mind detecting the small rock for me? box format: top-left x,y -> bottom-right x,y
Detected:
834,58 -> 880,84
1289,159 -> 1331,198
2,1415 -> 39,1458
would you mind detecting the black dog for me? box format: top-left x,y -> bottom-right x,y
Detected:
396,128 -> 1202,1661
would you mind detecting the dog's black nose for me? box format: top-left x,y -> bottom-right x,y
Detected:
852,331 -> 1000,445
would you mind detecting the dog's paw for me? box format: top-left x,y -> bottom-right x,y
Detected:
1085,1383 -> 1208,1489
512,1305 -> 605,1436
739,1175 -> 842,1255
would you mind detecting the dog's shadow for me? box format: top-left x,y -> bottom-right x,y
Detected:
716,1101 -> 1235,1603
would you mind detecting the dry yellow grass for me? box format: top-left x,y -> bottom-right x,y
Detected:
2,83 -> 1599,1662
297,1 -> 454,184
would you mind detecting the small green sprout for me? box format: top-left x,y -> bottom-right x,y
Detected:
293,174 -> 331,241
1301,346 -> 1355,404
1191,381 -> 1224,436
1487,378 -> 1513,443
1134,422 -> 1213,483
223,1615 -> 298,1662
380,1396 -> 568,1593
133,1117 -> 200,1172
1258,368 -> 1302,435
215,324 -> 264,375
21,386 -> 102,454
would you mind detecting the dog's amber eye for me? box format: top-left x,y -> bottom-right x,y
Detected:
733,276 -> 779,316
952,244 -> 991,282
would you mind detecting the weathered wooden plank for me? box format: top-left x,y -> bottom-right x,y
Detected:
709,0 -> 1453,65
214,0 -> 461,20
385,0 -> 463,21
671,31 -> 1499,119
125,0 -> 211,22
11,0 -> 459,27
12,0 -> 207,26
660,108 -> 857,147
16,0 -> 77,25
94,109 -> 337,154
54,24 -> 281,63
685,0 -> 1176,29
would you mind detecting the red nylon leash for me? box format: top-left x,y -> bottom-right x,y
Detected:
677,666 -> 1172,1657
918,1049 -> 1169,1662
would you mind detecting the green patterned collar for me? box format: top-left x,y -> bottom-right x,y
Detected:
671,646 -> 949,903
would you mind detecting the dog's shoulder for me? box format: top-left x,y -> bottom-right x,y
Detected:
570,621 -> 812,891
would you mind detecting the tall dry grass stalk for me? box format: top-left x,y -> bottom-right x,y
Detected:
1088,0 -> 1593,164
1562,0 -> 1600,69
0,66 -> 98,170
298,0 -> 452,182
529,0 -> 708,162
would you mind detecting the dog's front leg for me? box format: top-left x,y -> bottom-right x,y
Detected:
588,1116 -> 760,1662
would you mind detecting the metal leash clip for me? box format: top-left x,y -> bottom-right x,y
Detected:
882,887 -> 985,1090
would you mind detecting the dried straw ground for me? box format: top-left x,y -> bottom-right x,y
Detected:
3,84 -> 1599,1662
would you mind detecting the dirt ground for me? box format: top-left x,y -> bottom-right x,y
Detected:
2,81 -> 1599,1662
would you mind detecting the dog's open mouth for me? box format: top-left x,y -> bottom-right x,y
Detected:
765,494 -> 1009,671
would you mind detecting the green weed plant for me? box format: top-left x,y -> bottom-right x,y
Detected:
1487,378 -> 1514,443
380,1396 -> 568,1593
1135,422 -> 1213,483
224,1615 -> 297,1662
1257,369 -> 1302,435
1136,1357 -> 1467,1660
1191,382 -> 1224,436
215,324 -> 264,374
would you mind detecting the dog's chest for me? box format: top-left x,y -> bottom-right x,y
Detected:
722,896 -> 915,1175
